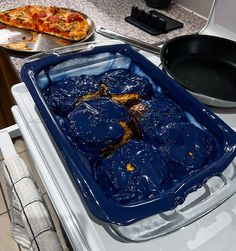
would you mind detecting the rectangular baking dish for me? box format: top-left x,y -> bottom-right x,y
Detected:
20,42 -> 236,226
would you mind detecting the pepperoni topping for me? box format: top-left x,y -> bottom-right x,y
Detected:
38,11 -> 47,18
47,15 -> 60,23
67,13 -> 83,23
32,13 -> 39,21
32,12 -> 46,23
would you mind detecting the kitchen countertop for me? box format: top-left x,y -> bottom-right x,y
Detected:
0,0 -> 207,74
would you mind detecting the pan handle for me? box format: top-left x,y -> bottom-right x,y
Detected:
96,27 -> 161,55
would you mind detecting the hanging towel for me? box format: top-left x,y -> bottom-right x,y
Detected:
0,131 -> 64,251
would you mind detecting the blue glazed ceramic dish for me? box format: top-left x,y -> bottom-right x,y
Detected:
20,43 -> 236,225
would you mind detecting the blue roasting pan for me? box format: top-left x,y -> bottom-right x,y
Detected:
20,43 -> 236,225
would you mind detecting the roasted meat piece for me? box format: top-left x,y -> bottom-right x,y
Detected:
43,69 -> 154,116
157,122 -> 221,178
43,75 -> 103,116
98,69 -> 154,106
96,140 -> 169,204
130,98 -> 188,141
62,97 -> 133,157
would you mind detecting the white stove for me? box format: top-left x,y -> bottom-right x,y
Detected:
4,0 -> 236,249
9,80 -> 236,251
9,47 -> 236,250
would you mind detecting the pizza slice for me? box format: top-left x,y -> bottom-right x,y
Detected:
0,5 -> 91,41
0,5 -> 36,31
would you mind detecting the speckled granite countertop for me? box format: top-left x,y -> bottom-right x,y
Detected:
0,0 -> 206,75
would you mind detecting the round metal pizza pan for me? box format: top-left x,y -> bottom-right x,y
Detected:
0,9 -> 95,53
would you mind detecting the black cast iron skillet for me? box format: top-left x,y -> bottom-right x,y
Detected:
160,35 -> 236,108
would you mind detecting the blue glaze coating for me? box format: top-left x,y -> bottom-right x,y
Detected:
98,69 -> 153,98
43,75 -> 101,117
96,140 -> 169,204
138,99 -> 188,141
43,68 -> 154,116
157,122 -> 221,178
62,97 -> 131,155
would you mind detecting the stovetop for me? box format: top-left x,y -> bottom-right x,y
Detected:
10,82 -> 236,250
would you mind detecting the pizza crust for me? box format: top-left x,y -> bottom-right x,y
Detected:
0,5 -> 90,41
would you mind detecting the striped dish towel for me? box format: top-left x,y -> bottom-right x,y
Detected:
0,132 -> 63,251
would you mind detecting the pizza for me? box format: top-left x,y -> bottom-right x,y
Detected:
0,5 -> 91,41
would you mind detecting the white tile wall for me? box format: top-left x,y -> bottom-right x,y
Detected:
176,0 -> 214,18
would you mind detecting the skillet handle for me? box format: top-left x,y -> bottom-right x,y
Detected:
96,27 -> 161,55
